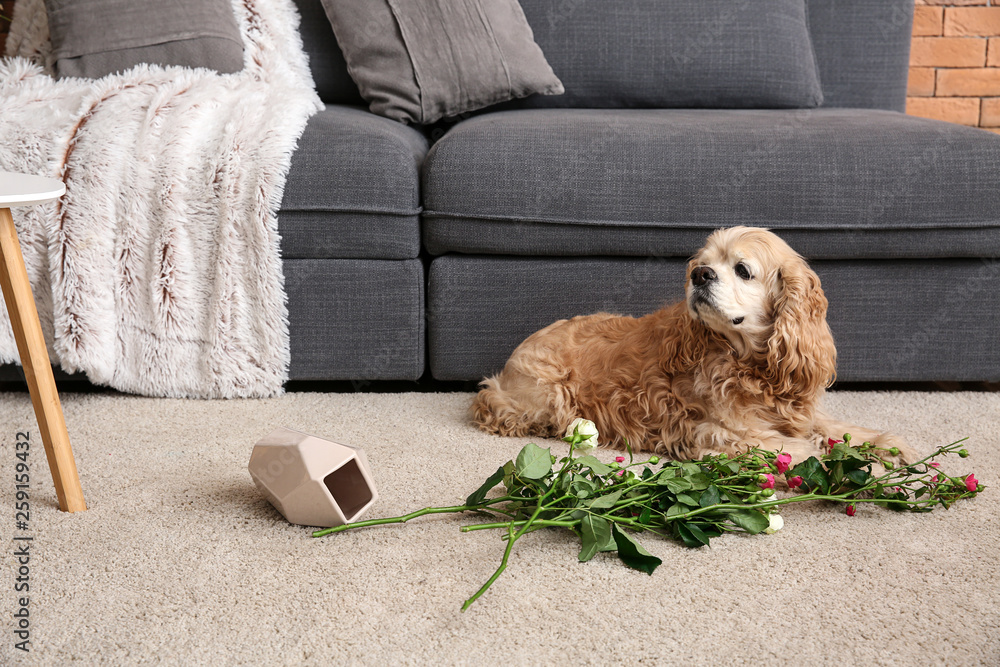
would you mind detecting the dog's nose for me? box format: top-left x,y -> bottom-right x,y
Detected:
691,266 -> 717,287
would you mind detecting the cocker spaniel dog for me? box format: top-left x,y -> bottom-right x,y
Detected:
471,226 -> 914,466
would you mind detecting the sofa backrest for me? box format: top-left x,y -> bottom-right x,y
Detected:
517,0 -> 914,112
296,0 -> 913,113
294,0 -> 365,106
804,0 -> 913,111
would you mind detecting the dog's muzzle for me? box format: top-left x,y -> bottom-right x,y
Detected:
690,290 -> 716,313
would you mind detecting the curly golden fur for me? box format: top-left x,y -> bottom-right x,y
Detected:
471,227 -> 914,466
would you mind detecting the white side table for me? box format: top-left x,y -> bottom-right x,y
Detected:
0,172 -> 86,513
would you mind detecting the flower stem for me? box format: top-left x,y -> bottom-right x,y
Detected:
311,497 -> 516,537
461,519 -> 577,533
460,525 -> 518,612
460,490 -> 567,611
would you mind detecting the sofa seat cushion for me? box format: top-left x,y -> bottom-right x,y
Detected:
286,258 -> 424,381
428,256 -> 1000,383
279,105 -> 428,259
422,108 -> 1000,259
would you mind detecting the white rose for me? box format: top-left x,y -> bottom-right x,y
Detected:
565,418 -> 599,451
764,513 -> 784,534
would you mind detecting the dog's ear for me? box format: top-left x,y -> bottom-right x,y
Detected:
764,257 -> 836,397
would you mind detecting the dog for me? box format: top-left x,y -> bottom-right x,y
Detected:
471,226 -> 914,466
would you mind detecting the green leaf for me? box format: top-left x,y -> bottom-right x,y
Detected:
579,515 -> 612,562
557,470 -> 573,492
638,506 -> 652,525
678,522 -> 712,547
829,441 -> 866,461
681,462 -> 702,477
698,523 -> 723,539
675,523 -> 701,548
574,455 -> 613,476
569,474 -> 596,498
466,466 -> 506,506
841,457 -> 871,473
675,493 -> 700,507
699,485 -> 722,508
730,510 -> 770,534
516,443 -> 553,479
588,489 -> 624,509
661,476 -> 693,494
666,503 -> 688,518
598,532 -> 618,552
501,460 -> 517,491
787,456 -> 829,494
828,462 -> 845,489
612,525 -> 662,575
688,473 -> 713,491
846,469 -> 870,487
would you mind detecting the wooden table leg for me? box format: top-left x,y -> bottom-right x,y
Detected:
0,207 -> 86,512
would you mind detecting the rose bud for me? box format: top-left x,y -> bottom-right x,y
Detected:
564,418 -> 599,451
764,514 -> 784,534
966,474 -> 979,492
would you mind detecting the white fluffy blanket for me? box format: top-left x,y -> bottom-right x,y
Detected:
0,0 -> 322,398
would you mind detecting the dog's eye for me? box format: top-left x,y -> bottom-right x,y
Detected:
734,263 -> 752,281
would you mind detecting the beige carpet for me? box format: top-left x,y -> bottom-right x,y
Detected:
0,390 -> 997,666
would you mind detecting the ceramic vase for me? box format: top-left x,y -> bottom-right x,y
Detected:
248,427 -> 378,527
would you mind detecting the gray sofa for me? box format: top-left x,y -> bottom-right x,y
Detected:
285,0 -> 1000,384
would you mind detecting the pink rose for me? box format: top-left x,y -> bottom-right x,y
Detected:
846,505 -> 856,517
615,456 -> 626,463
759,473 -> 775,490
775,453 -> 792,474
787,476 -> 803,489
966,474 -> 979,492
930,462 -> 941,468
828,438 -> 843,448
616,470 -> 624,477
930,475 -> 938,484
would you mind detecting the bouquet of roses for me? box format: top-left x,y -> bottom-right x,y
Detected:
314,420 -> 982,611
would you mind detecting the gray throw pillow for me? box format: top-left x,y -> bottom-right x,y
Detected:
319,0 -> 564,124
44,0 -> 245,79
517,0 -> 824,109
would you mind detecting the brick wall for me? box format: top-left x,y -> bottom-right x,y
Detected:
908,1 -> 1000,133
0,0 -> 997,133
